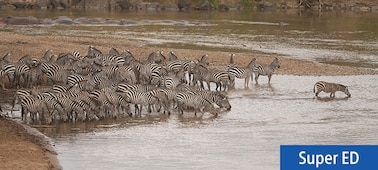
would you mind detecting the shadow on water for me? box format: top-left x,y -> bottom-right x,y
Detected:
314,96 -> 351,102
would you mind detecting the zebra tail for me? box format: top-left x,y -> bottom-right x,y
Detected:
313,83 -> 316,93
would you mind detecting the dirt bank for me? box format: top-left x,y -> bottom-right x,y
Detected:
0,118 -> 61,170
0,31 -> 377,170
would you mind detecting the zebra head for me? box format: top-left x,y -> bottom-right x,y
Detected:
271,57 -> 280,69
200,54 -> 209,66
341,85 -> 351,97
216,92 -> 231,111
168,51 -> 178,61
247,58 -> 257,70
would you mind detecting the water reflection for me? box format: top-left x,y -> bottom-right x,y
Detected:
314,96 -> 351,102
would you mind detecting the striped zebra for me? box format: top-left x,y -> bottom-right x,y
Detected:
175,92 -> 218,117
254,57 -> 280,84
165,51 -> 196,84
160,70 -> 187,89
109,47 -> 120,56
114,65 -> 137,84
117,83 -> 156,93
90,89 -> 118,118
147,51 -> 166,64
193,64 -> 229,91
1,63 -> 15,89
0,69 -> 4,90
227,58 -> 257,88
13,62 -> 30,88
87,45 -> 104,58
14,89 -> 52,124
138,62 -> 162,85
102,54 -> 125,66
41,62 -> 73,85
117,89 -> 159,117
35,91 -> 67,121
190,90 -> 231,111
313,81 -> 351,98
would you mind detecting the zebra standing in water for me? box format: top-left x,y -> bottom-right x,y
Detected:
14,89 -> 52,124
313,81 -> 351,98
175,92 -> 218,117
254,57 -> 280,84
227,58 -> 257,88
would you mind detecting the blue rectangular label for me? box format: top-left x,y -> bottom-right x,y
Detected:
280,145 -> 378,170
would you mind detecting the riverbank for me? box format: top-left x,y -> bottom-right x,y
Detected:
0,118 -> 61,170
1,32 -> 377,75
0,31 -> 377,170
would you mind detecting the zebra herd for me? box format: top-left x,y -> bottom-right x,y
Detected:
0,46 -> 351,124
0,46 -> 237,124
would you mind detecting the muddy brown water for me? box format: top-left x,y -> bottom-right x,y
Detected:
1,75 -> 377,170
1,9 -> 378,169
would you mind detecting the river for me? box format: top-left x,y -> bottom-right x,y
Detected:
1,9 -> 377,170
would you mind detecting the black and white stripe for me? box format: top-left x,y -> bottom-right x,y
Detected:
254,57 -> 280,84
313,81 -> 351,98
227,58 -> 257,88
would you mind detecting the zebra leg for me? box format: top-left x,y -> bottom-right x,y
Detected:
268,74 -> 272,84
21,107 -> 26,121
245,77 -> 249,88
254,74 -> 260,84
139,105 -> 143,117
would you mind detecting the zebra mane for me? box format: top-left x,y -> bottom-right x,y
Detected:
338,84 -> 347,89
270,57 -> 280,69
247,58 -> 257,68
2,53 -> 11,62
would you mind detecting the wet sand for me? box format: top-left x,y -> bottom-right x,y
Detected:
0,31 -> 377,170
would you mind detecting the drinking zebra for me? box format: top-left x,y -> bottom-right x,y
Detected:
14,89 -> 52,124
313,81 -> 351,98
117,89 -> 159,117
175,92 -> 218,117
254,57 -> 280,84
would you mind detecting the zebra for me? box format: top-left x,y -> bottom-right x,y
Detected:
34,91 -> 67,121
193,64 -> 229,91
13,63 -> 30,88
254,57 -> 280,84
227,58 -> 257,88
137,62 -> 162,85
1,63 -> 16,89
41,62 -> 73,85
109,47 -> 120,56
313,81 -> 351,98
161,70 -> 187,89
147,51 -> 166,64
87,45 -> 104,59
190,90 -> 231,111
114,65 -> 137,84
102,54 -> 125,66
175,92 -> 218,117
14,89 -> 52,124
117,83 -> 156,96
117,89 -> 159,117
0,69 -> 8,91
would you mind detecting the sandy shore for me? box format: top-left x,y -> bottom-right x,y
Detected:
0,31 -> 377,170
